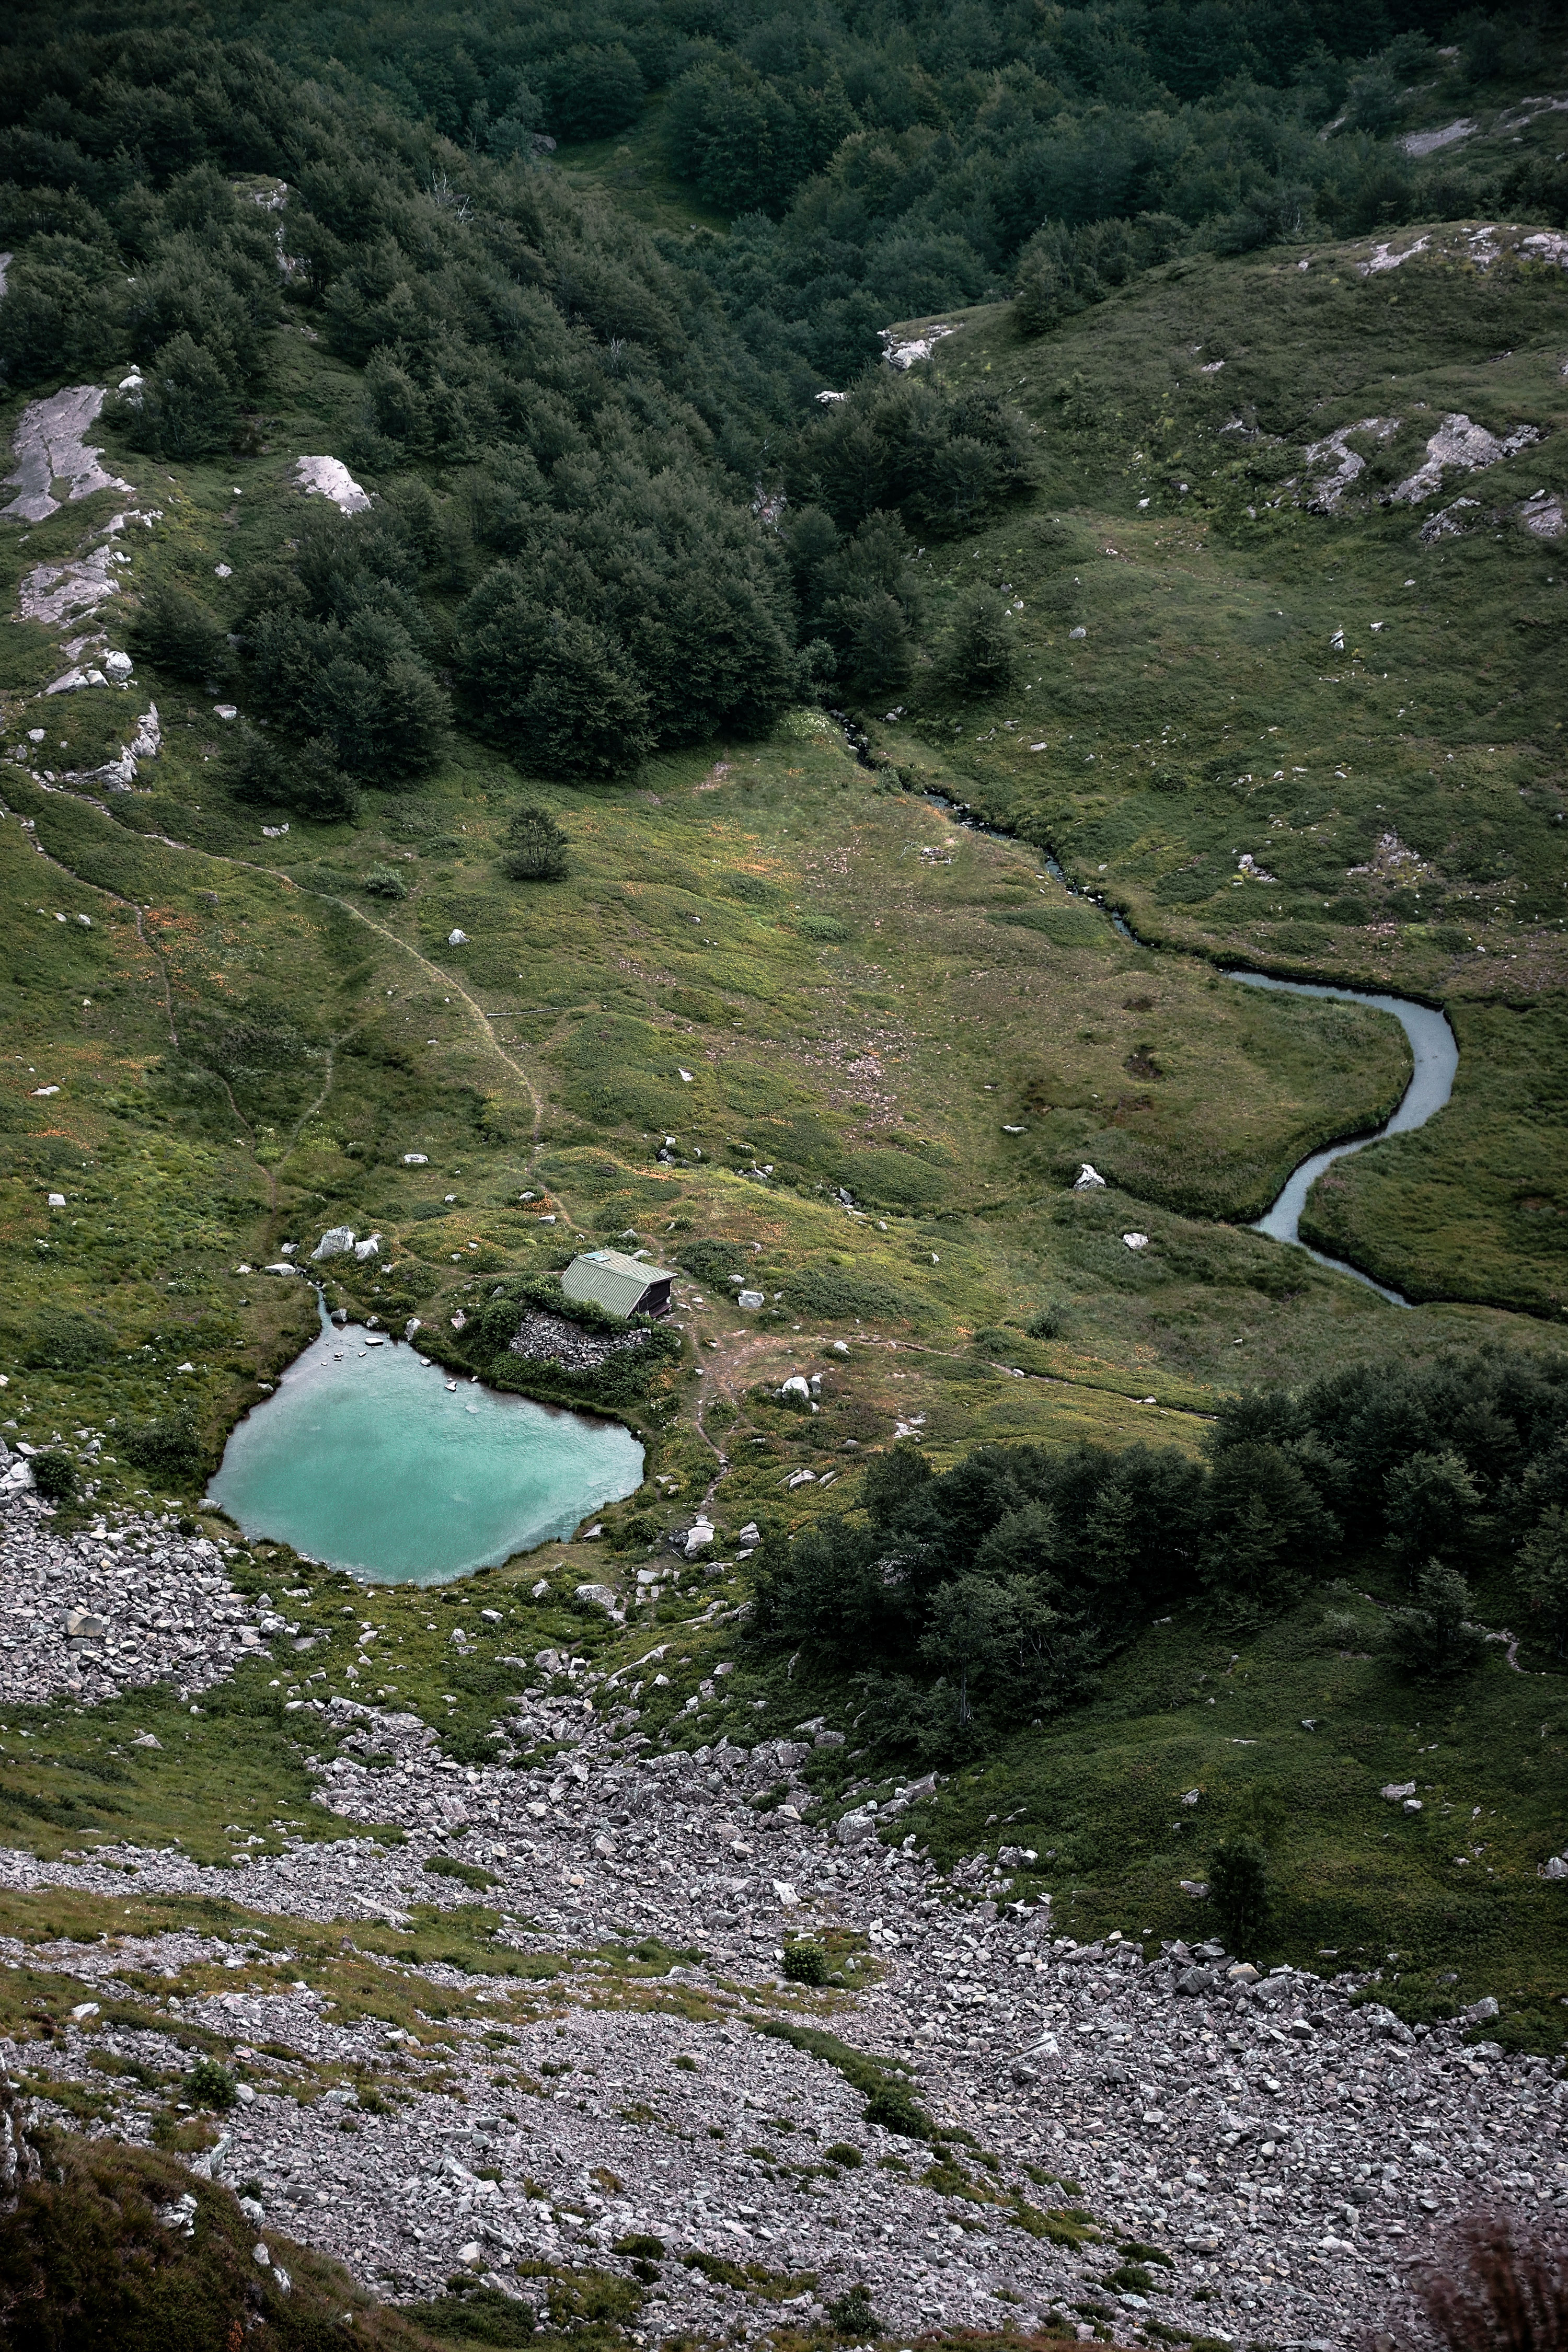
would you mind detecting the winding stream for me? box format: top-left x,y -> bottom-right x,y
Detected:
1230,974 -> 1457,1306
918,789 -> 1458,1306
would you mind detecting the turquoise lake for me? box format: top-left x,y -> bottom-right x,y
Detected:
207,1313 -> 644,1583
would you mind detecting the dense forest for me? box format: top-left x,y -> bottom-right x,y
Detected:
750,1350 -> 1568,1758
0,0 -> 1555,794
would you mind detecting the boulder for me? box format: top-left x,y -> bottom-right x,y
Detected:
312,1226 -> 355,1261
293,454 -> 371,514
574,1583 -> 621,1620
1074,1165 -> 1107,1190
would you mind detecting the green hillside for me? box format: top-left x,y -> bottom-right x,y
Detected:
858,221 -> 1568,1311
1,0 -> 1567,2097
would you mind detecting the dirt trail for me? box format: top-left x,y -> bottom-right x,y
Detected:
13,783 -> 549,1192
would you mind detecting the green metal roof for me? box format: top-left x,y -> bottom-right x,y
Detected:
561,1248 -> 676,1319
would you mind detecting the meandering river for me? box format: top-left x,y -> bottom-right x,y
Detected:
923,793 -> 1459,1305
1230,973 -> 1458,1306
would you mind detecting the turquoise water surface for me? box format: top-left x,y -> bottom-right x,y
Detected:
207,1312 -> 643,1583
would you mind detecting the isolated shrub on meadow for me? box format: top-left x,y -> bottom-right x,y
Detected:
501,804 -> 569,880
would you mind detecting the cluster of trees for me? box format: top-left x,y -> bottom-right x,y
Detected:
0,6 -> 1549,797
187,1 -> 1547,388
748,1350 -> 1568,1759
0,24 -> 1037,794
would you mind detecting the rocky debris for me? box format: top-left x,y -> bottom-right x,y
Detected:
292,456 -> 371,515
0,387 -> 133,523
507,1309 -> 652,1375
0,1507 -> 271,1706
1300,417 -> 1399,512
1392,412 -> 1542,506
1347,832 -> 1430,884
573,1582 -> 622,1622
1420,495 -> 1482,545
1398,122 -> 1475,158
2,1684 -> 1563,2348
1359,235 -> 1433,274
881,324 -> 959,371
15,506 -> 161,631
1519,489 -> 1565,539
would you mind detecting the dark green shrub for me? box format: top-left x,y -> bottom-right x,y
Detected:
1207,1836 -> 1269,1955
862,2077 -> 931,2139
120,1410 -> 205,1482
29,1450 -> 76,1504
826,2282 -> 880,2337
501,804 -> 569,881
781,1941 -> 829,1985
118,331 -> 237,458
1387,1561 -> 1488,1679
944,586 -> 1018,696
1026,1304 -> 1066,1340
186,2057 -> 237,2112
423,1852 -> 499,1888
220,726 -> 362,824
20,1309 -> 111,1371
676,1238 -> 747,1285
361,866 -> 408,900
128,581 -> 231,686
540,42 -> 645,141
783,1266 -> 921,1322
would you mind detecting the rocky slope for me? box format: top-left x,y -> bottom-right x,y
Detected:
0,1498 -> 1558,2348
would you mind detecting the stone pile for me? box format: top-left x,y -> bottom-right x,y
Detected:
508,1309 -> 652,1373
0,1501 -> 268,1705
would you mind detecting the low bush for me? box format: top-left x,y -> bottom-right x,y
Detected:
185,2057 -> 238,2112
501,804 -> 569,882
29,1450 -> 77,1504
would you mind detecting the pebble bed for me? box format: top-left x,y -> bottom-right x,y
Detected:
0,1497 -> 1560,2347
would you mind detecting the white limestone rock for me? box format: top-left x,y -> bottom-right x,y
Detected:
1,387 -> 133,523
293,455 -> 372,514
